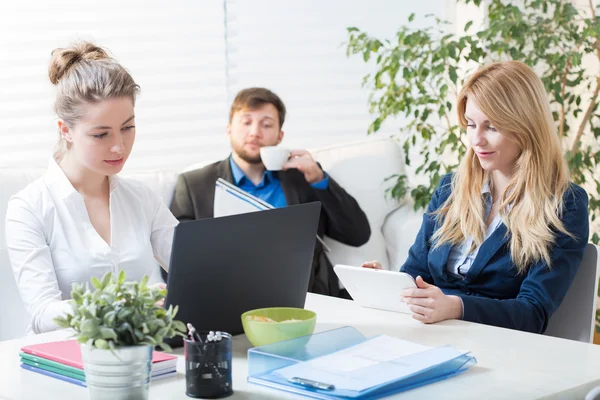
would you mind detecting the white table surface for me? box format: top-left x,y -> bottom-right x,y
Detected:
1,293 -> 599,400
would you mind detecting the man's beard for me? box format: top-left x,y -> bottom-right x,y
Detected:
233,143 -> 263,164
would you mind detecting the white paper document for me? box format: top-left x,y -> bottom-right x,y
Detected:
214,178 -> 272,217
213,178 -> 330,251
274,335 -> 469,392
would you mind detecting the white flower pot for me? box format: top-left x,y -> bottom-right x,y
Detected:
81,344 -> 152,400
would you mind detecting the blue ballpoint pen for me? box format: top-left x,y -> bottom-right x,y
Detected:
288,377 -> 335,391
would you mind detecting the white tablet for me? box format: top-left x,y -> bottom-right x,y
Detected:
334,264 -> 417,314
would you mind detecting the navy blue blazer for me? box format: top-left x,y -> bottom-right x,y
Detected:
401,174 -> 589,333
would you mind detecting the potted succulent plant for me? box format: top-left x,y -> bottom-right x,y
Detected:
54,271 -> 186,400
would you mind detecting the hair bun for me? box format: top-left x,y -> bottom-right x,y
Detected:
48,42 -> 110,85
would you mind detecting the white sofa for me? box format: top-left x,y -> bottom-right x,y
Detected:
0,137 -> 422,341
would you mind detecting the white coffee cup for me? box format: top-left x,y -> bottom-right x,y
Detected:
260,146 -> 290,171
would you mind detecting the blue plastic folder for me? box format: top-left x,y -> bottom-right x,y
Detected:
247,327 -> 476,399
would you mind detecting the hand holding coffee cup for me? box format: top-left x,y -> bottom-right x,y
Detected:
260,146 -> 291,171
282,149 -> 325,184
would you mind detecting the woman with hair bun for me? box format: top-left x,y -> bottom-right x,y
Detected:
5,42 -> 178,334
362,61 -> 589,334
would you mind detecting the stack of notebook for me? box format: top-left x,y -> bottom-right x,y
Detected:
20,340 -> 178,387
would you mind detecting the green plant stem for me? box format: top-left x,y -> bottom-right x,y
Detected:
572,77 -> 600,154
558,57 -> 572,138
426,79 -> 454,131
571,0 -> 600,153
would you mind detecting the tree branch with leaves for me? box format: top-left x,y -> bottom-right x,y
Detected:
346,0 -> 600,243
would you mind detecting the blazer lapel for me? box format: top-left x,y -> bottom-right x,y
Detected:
218,156 -> 235,184
203,157 -> 235,218
430,242 -> 454,280
277,172 -> 301,206
464,224 -> 510,283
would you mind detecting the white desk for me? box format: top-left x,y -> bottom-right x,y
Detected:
1,293 -> 599,399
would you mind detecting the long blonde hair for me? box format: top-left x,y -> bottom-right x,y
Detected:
432,61 -> 571,273
48,41 -> 140,159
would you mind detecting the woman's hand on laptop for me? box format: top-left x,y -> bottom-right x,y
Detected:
149,282 -> 167,308
361,260 -> 383,269
401,276 -> 463,323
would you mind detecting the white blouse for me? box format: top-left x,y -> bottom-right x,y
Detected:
5,159 -> 178,334
446,181 -> 504,277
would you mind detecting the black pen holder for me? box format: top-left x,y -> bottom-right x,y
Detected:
184,333 -> 233,398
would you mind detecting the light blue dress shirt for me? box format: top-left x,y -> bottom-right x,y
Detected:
446,182 -> 504,278
229,157 -> 329,208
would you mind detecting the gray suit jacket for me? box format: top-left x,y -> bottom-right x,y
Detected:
165,157 -> 371,296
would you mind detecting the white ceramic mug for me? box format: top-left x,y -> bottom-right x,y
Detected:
260,146 -> 290,171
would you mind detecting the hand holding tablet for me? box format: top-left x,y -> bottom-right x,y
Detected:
333,264 -> 417,314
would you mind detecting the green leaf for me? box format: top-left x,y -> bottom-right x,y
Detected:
157,342 -> 173,353
99,327 -> 117,340
449,66 -> 458,84
156,327 -> 169,339
464,21 -> 473,31
117,308 -> 134,321
91,276 -> 102,290
71,290 -> 83,304
173,320 -> 187,333
134,329 -> 144,341
100,272 -> 112,289
53,316 -> 70,328
118,270 -> 126,285
103,310 -> 116,326
81,319 -> 99,336
408,13 -> 415,22
143,336 -> 157,346
370,118 -> 382,133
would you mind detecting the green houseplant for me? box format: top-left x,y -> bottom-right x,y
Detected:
346,0 -> 600,340
54,271 -> 186,400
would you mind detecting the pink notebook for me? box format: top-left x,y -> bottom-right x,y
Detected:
21,340 -> 177,371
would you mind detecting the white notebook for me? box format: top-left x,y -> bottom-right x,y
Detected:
214,178 -> 330,251
214,178 -> 272,217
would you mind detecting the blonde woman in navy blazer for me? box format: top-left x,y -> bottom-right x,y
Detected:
363,61 -> 589,333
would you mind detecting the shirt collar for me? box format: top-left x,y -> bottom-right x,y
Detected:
229,156 -> 274,187
44,157 -> 119,199
481,181 -> 492,196
482,180 -> 514,212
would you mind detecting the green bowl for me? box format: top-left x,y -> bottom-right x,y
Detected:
241,307 -> 317,347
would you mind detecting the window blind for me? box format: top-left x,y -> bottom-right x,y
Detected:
224,0 -> 448,151
0,0 -> 229,171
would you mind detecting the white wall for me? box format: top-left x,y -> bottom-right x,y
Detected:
0,1 -> 450,172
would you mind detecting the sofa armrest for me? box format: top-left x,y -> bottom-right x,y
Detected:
382,204 -> 423,272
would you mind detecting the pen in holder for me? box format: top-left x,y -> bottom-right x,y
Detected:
184,331 -> 233,399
